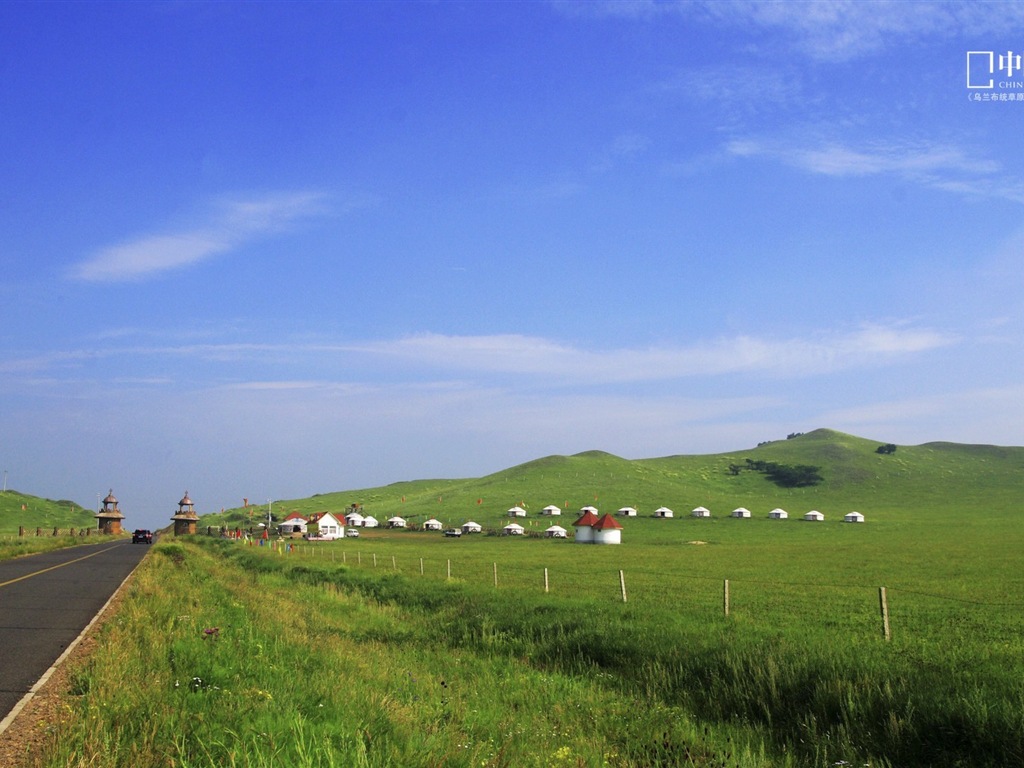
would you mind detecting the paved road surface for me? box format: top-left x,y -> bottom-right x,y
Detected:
0,540 -> 150,721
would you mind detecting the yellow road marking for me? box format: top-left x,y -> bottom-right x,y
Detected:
0,544 -> 123,589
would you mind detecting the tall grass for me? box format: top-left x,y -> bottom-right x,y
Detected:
32,533 -> 1024,768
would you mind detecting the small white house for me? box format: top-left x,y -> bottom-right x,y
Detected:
502,522 -> 525,535
591,513 -> 623,545
654,506 -> 674,518
423,517 -> 443,531
572,509 -> 599,543
617,506 -> 638,517
768,508 -> 788,520
541,505 -> 561,516
507,506 -> 527,518
731,507 -> 752,518
461,520 -> 482,534
803,510 -> 825,522
844,511 -> 865,523
386,516 -> 407,529
691,506 -> 711,518
345,511 -> 365,527
362,515 -> 380,528
307,512 -> 345,540
545,525 -> 568,538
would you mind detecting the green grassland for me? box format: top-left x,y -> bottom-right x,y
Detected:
16,429 -> 1024,766
0,490 -> 100,559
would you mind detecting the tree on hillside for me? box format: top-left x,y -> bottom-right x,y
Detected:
876,443 -> 897,455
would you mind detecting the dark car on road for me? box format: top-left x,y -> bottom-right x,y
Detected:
132,529 -> 153,544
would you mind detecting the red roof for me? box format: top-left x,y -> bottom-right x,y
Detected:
283,511 -> 307,521
572,510 -> 599,527
592,513 -> 622,531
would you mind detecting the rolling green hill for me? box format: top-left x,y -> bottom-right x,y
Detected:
0,490 -> 95,533
199,428 -> 1024,531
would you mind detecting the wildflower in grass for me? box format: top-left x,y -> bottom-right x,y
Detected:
202,626 -> 220,639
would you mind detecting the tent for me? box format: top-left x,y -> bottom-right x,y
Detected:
362,515 -> 380,528
803,510 -> 825,522
654,506 -> 674,518
386,516 -> 407,528
345,511 -> 365,527
541,505 -> 561,516
844,511 -> 865,523
617,506 -> 638,517
461,520 -> 482,533
768,508 -> 788,519
691,506 -> 711,518
545,525 -> 568,538
502,522 -> 525,535
423,518 -> 443,531
731,507 -> 752,518
507,506 -> 527,518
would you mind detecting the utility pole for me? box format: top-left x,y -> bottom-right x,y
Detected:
2,470 -> 7,492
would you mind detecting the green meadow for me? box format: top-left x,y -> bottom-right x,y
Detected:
15,430 -> 1024,766
0,490 -> 98,559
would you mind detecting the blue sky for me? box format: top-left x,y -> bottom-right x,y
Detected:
3,1 -> 1024,528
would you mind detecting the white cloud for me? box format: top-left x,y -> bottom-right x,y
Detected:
350,324 -> 954,382
727,138 -> 1024,203
566,1 -> 1024,62
69,191 -> 329,282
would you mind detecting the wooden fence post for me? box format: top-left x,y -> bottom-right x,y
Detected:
493,562 -> 498,588
619,570 -> 627,603
447,559 -> 451,580
420,557 -> 424,576
392,555 -> 396,569
544,567 -> 549,594
724,579 -> 730,617
372,553 -> 377,567
879,587 -> 891,641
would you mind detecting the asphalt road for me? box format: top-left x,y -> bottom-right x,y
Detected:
0,539 -> 150,721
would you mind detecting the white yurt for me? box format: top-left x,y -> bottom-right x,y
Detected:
503,522 -> 525,535
541,505 -> 561,516
654,506 -> 674,518
461,520 -> 483,533
617,506 -> 638,517
507,506 -> 527,518
279,513 -> 308,535
844,511 -> 865,523
803,510 -> 825,522
386,516 -> 407,528
545,525 -> 568,538
345,511 -> 365,527
768,508 -> 788,519
572,509 -> 599,543
423,518 -> 443,531
591,514 -> 623,545
691,506 -> 711,518
731,507 -> 752,518
362,515 -> 380,528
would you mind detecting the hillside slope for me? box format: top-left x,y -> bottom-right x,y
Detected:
199,428 -> 1024,530
0,490 -> 95,533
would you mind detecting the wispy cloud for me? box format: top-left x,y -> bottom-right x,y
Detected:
564,1 -> 1024,62
727,138 -> 1024,203
349,324 -> 954,382
1,324 -> 954,392
69,191 -> 330,282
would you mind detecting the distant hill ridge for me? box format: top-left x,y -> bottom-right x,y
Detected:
199,428 -> 1024,529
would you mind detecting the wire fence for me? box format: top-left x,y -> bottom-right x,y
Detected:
239,536 -> 1024,643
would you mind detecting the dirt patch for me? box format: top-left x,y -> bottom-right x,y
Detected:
0,581 -> 129,767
